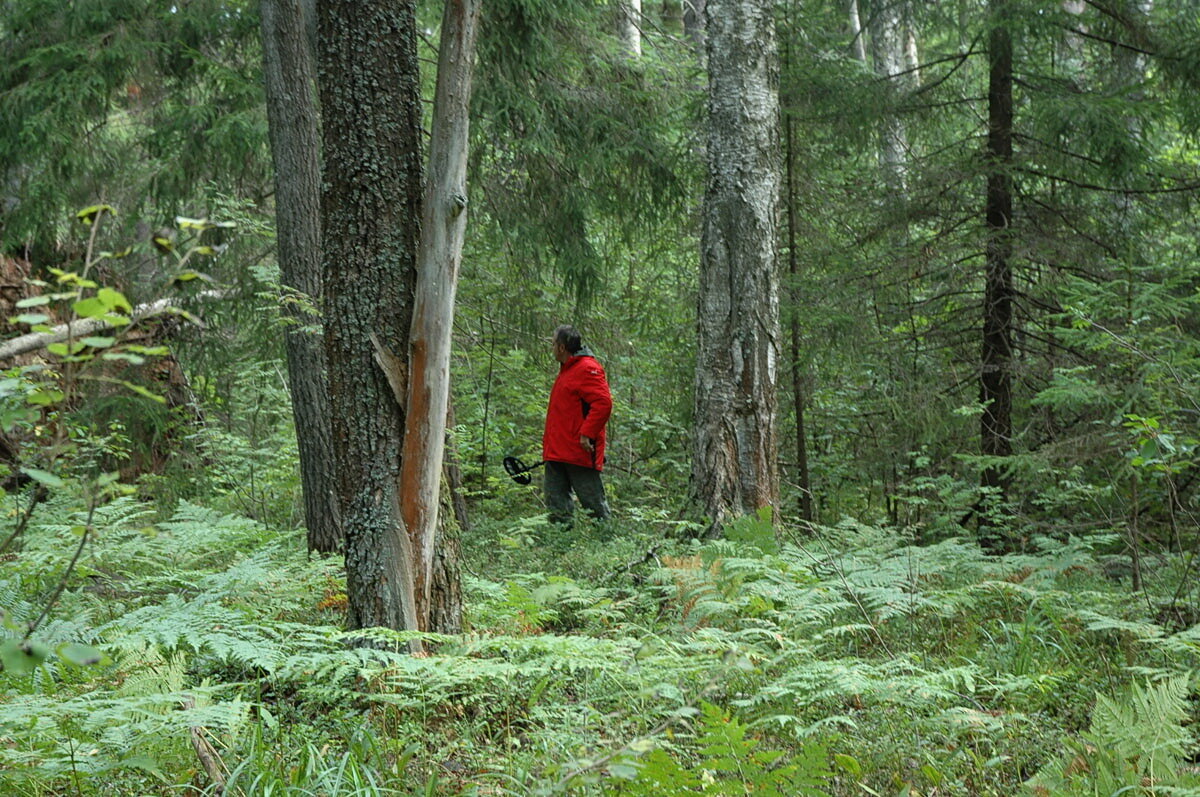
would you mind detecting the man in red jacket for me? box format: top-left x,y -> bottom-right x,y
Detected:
543,325 -> 612,525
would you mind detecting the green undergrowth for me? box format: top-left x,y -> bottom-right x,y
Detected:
1,495 -> 1199,795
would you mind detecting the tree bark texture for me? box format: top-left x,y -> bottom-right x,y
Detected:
980,0 -> 1014,499
261,0 -> 341,554
399,0 -> 479,633
618,0 -> 642,57
784,107 -> 812,523
317,0 -> 423,632
693,0 -> 782,529
684,0 -> 705,51
867,0 -> 909,190
847,0 -> 866,62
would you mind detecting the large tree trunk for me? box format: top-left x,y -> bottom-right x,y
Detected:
980,0 -> 1014,506
260,0 -> 341,554
317,0 -> 423,632
847,0 -> 867,62
399,0 -> 479,634
693,0 -> 782,530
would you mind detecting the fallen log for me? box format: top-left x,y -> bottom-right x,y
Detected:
0,291 -> 222,363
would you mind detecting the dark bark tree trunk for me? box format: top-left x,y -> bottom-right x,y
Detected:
980,0 -> 1014,506
693,0 -> 782,531
684,0 -> 706,52
260,0 -> 341,554
784,84 -> 812,525
317,0 -> 423,631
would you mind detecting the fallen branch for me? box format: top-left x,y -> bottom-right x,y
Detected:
182,696 -> 227,795
0,290 -> 224,363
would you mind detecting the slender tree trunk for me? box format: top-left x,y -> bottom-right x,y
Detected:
260,0 -> 341,554
618,0 -> 642,57
317,0 -> 423,632
662,0 -> 683,34
693,0 -> 782,531
782,13 -> 812,524
684,0 -> 705,51
847,0 -> 866,62
867,0 -> 909,190
399,0 -> 480,633
980,0 -> 1014,507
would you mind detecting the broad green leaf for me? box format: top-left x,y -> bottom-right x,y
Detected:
0,639 -> 49,674
57,642 -> 106,668
81,336 -> 115,348
25,389 -> 64,406
126,345 -> 169,355
101,314 -> 131,327
76,204 -> 116,224
97,288 -> 132,312
47,342 -> 85,357
101,352 -> 146,364
175,215 -> 212,229
22,468 -> 65,488
14,295 -> 50,309
72,297 -> 107,318
152,236 -> 175,253
10,314 -> 49,326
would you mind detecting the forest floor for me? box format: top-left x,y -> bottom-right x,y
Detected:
1,492 -> 1198,795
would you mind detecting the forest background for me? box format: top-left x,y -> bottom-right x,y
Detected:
2,0 -> 1200,794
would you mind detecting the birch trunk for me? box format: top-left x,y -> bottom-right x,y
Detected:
868,0 -> 909,190
693,0 -> 781,530
399,0 -> 479,633
847,0 -> 866,62
260,0 -> 341,554
618,0 -> 642,57
317,0 -> 422,632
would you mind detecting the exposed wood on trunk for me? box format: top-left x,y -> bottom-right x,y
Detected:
980,0 -> 1014,506
398,0 -> 480,632
261,0 -> 341,554
693,0 -> 782,531
317,0 -> 422,634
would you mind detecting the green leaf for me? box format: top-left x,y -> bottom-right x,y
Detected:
57,642 -> 106,668
76,204 -> 116,224
47,342 -> 85,357
126,345 -> 169,355
10,314 -> 50,326
834,754 -> 862,777
175,215 -> 212,230
72,297 -> 107,318
14,295 -> 50,309
0,639 -> 50,674
25,389 -> 64,406
101,314 -> 131,327
152,236 -> 175,253
22,468 -> 65,488
97,288 -> 132,313
81,336 -> 115,349
101,352 -> 146,365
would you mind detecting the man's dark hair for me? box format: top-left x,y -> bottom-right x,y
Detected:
554,325 -> 583,354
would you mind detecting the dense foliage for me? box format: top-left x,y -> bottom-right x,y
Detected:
2,0 -> 1200,793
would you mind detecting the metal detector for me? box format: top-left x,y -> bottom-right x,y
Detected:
503,455 -> 545,485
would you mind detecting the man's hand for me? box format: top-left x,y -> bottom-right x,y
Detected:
580,436 -> 595,453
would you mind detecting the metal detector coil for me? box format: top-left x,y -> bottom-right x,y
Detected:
503,455 -> 544,485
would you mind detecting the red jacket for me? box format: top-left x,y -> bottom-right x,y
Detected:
543,350 -> 612,471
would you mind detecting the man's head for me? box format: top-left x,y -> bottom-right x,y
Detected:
553,325 -> 582,363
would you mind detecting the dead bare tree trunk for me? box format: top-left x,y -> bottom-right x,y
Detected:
398,0 -> 480,633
